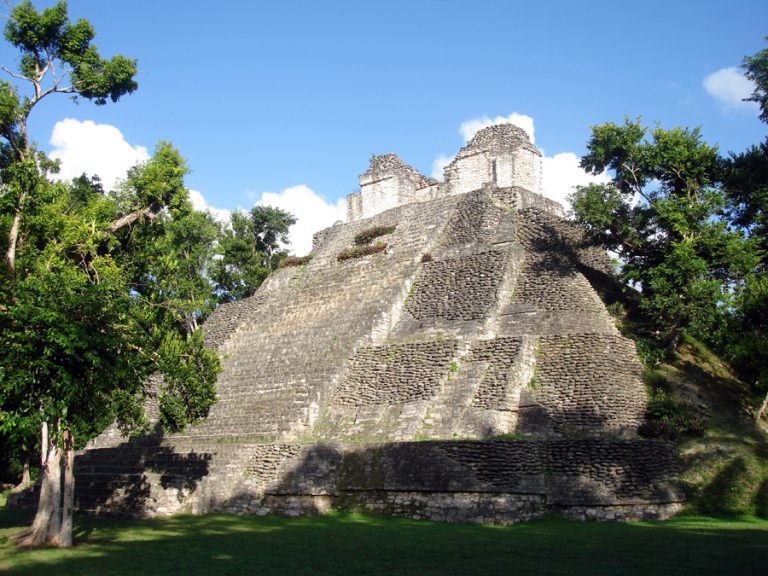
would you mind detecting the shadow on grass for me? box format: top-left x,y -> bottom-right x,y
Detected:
1,509 -> 767,576
679,427 -> 768,517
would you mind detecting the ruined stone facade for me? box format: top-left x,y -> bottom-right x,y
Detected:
347,124 -> 556,223
44,124 -> 683,524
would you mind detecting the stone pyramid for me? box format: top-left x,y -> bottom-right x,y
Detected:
66,125 -> 683,523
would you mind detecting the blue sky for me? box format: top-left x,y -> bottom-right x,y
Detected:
1,0 -> 766,253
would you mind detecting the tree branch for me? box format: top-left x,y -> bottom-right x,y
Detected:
106,207 -> 158,234
1,66 -> 35,88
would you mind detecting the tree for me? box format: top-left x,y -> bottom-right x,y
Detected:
111,142 -> 221,333
212,205 -> 296,302
571,119 -> 756,351
0,3 -> 219,548
719,38 -> 768,417
743,36 -> 768,123
0,147 -> 221,549
0,0 -> 137,278
723,37 -> 768,269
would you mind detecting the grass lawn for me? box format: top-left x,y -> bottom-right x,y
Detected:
1,504 -> 767,576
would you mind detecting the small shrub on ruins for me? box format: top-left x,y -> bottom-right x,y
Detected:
337,242 -> 388,262
639,388 -> 705,439
527,368 -> 541,391
278,255 -> 313,268
354,224 -> 396,246
421,252 -> 433,263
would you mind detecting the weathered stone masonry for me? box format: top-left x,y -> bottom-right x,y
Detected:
25,123 -> 683,524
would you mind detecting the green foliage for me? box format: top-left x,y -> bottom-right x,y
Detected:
723,138 -> 768,265
571,119 -> 757,352
156,331 -> 219,432
725,275 -> 768,394
0,162 -> 221,441
639,388 -> 705,439
713,38 -> 768,402
114,144 -> 221,332
742,36 -> 768,123
527,367 -> 540,391
0,186 -> 146,435
211,205 -> 296,302
337,242 -> 388,262
353,224 -> 395,246
699,453 -> 766,516
3,1 -> 138,108
576,39 -> 768,404
115,141 -> 189,214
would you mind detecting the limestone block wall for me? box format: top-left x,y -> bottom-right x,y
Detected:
331,340 -> 458,406
444,124 -> 542,197
516,188 -> 565,218
518,334 -> 646,435
203,295 -> 267,351
404,251 -> 507,323
241,439 -> 672,521
61,437 -> 681,524
445,151 -> 489,196
467,337 -> 523,409
346,191 -> 362,222
499,207 -> 617,336
177,193 -> 464,444
350,153 -> 440,222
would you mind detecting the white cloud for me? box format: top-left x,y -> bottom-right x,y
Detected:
255,184 -> 346,255
431,154 -> 453,180
541,152 -> 609,210
188,189 -> 231,223
460,112 -> 535,143
703,67 -> 757,109
49,118 -> 149,190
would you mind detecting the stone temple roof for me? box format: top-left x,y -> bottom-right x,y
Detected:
361,153 -> 437,188
461,123 -> 537,155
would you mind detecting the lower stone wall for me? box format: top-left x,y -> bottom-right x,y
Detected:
336,491 -> 546,524
555,502 -> 684,522
16,437 -> 684,525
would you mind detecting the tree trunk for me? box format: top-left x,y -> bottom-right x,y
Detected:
15,458 -> 31,490
52,429 -> 75,548
10,421 -> 67,548
11,422 -> 53,546
4,193 -> 24,278
664,325 -> 682,356
757,390 -> 768,423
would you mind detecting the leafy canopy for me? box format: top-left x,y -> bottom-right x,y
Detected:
571,119 -> 756,347
3,0 -> 137,108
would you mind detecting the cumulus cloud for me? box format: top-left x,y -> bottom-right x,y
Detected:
255,184 -> 346,255
541,152 -> 610,209
188,189 -> 231,223
703,67 -> 757,110
460,112 -> 535,143
431,154 -> 453,180
48,118 -> 149,190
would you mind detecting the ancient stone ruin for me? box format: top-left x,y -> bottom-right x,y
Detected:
55,124 -> 684,523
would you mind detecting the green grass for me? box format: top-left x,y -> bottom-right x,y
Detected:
1,506 -> 767,575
